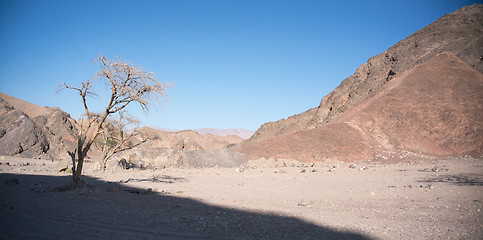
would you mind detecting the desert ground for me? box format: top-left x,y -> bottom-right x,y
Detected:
1,156 -> 482,239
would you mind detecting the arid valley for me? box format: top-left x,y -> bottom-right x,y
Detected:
1,3 -> 483,240
1,156 -> 482,239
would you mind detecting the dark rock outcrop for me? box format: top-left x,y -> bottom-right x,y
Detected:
0,98 -> 49,158
0,93 -> 78,160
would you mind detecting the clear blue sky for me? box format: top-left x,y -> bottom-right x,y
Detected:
0,0 -> 479,131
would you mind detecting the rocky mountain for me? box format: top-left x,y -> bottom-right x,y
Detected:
109,127 -> 245,169
0,92 -> 78,160
244,4 -> 483,146
240,52 -> 483,162
0,92 -> 246,168
148,126 -> 254,139
191,128 -> 254,139
140,127 -> 244,151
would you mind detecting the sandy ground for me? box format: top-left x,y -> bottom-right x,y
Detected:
0,156 -> 482,239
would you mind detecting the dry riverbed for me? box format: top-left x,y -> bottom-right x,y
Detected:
1,156 -> 482,239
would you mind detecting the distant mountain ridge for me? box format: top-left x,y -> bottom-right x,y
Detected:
147,126 -> 254,139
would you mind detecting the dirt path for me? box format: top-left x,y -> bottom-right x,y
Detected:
1,156 -> 482,239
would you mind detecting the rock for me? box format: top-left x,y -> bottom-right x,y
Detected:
420,166 -> 449,172
55,159 -> 71,172
91,161 -> 102,171
298,199 -> 313,207
118,158 -> 129,169
106,186 -> 120,192
54,184 -> 73,192
0,98 -> 49,158
349,164 -> 357,169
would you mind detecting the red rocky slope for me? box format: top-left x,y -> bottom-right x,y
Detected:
240,53 -> 483,162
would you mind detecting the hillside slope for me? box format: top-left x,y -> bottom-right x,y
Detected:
245,4 -> 483,145
240,52 -> 483,162
0,92 -> 78,159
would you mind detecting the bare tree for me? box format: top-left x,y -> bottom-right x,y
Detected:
95,111 -> 154,171
58,55 -> 168,186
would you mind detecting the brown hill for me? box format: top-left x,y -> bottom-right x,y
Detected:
105,127 -> 245,169
147,127 -> 254,140
192,128 -> 254,140
141,127 -> 244,151
245,4 -> 483,145
0,91 -> 245,165
0,92 -> 78,159
240,52 -> 483,162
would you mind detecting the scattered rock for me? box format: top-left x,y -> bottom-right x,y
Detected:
124,188 -> 159,195
349,164 -> 357,169
118,158 -> 135,169
106,187 -> 120,192
30,184 -> 49,193
298,199 -> 313,207
54,184 -> 73,192
300,169 -> 306,173
55,159 -> 71,172
420,184 -> 434,189
420,166 -> 449,172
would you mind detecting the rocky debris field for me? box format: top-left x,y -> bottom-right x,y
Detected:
1,156 -> 482,239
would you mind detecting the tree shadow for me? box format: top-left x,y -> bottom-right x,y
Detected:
0,173 -> 372,240
419,174 -> 483,186
121,174 -> 187,184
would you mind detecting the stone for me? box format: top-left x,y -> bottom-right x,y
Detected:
118,158 -> 129,169
55,159 -> 71,172
298,199 -> 313,207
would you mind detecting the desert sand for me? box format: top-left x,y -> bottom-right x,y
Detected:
1,156 -> 482,239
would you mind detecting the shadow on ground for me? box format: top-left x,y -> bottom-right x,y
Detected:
0,173 -> 371,240
419,174 -> 483,186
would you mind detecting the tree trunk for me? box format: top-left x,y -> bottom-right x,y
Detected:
73,151 -> 86,187
101,157 -> 108,172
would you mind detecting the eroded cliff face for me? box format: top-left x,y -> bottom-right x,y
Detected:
245,4 -> 483,145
